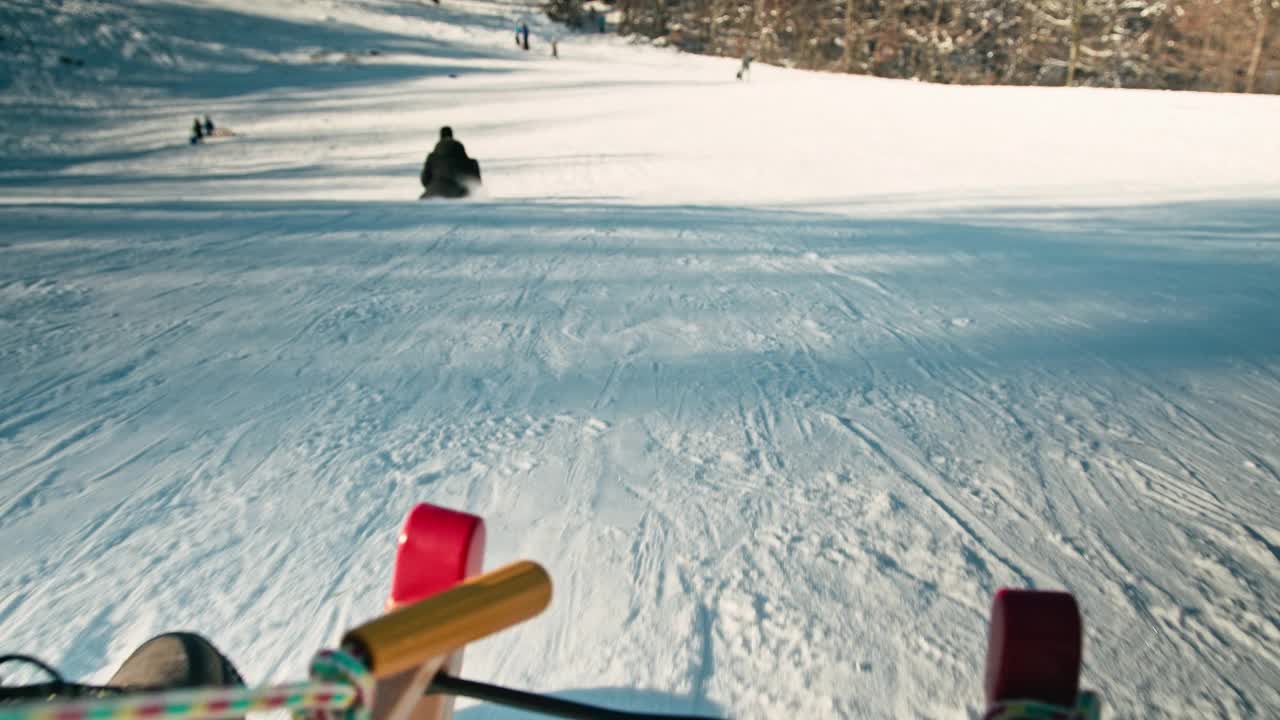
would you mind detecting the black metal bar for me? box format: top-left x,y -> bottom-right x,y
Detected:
427,673 -> 720,720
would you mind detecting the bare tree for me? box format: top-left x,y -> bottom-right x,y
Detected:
1245,0 -> 1273,92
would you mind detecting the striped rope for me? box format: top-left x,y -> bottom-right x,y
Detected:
983,691 -> 1102,720
0,682 -> 353,720
306,650 -> 373,720
0,650 -> 372,720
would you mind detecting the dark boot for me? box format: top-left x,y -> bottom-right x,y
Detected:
108,633 -> 244,689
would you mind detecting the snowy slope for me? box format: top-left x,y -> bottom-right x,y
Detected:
2,1 -> 1280,718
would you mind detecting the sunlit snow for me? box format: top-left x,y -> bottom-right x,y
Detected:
2,1 -> 1279,718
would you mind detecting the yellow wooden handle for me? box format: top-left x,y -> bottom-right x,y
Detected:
342,560 -> 552,678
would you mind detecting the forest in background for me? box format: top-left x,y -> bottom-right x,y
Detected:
550,1 -> 1280,93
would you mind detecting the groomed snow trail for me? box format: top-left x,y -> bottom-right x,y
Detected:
2,1 -> 1279,718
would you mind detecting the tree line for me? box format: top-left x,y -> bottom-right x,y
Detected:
565,1 -> 1279,93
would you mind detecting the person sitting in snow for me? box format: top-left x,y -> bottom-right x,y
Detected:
203,115 -> 215,136
419,126 -> 481,200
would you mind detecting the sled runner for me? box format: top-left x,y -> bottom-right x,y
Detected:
0,503 -> 1099,720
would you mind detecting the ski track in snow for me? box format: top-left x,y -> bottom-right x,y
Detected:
2,1 -> 1280,718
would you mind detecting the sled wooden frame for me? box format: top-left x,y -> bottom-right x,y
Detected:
343,560 -> 552,720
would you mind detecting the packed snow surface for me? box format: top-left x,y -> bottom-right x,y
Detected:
2,1 -> 1279,717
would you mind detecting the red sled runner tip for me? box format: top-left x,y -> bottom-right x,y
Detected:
984,588 -> 1083,708
390,503 -> 486,609
382,503 -> 488,720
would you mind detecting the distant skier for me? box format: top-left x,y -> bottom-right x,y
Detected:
190,117 -> 204,144
736,54 -> 753,81
520,23 -> 530,51
419,126 -> 481,200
